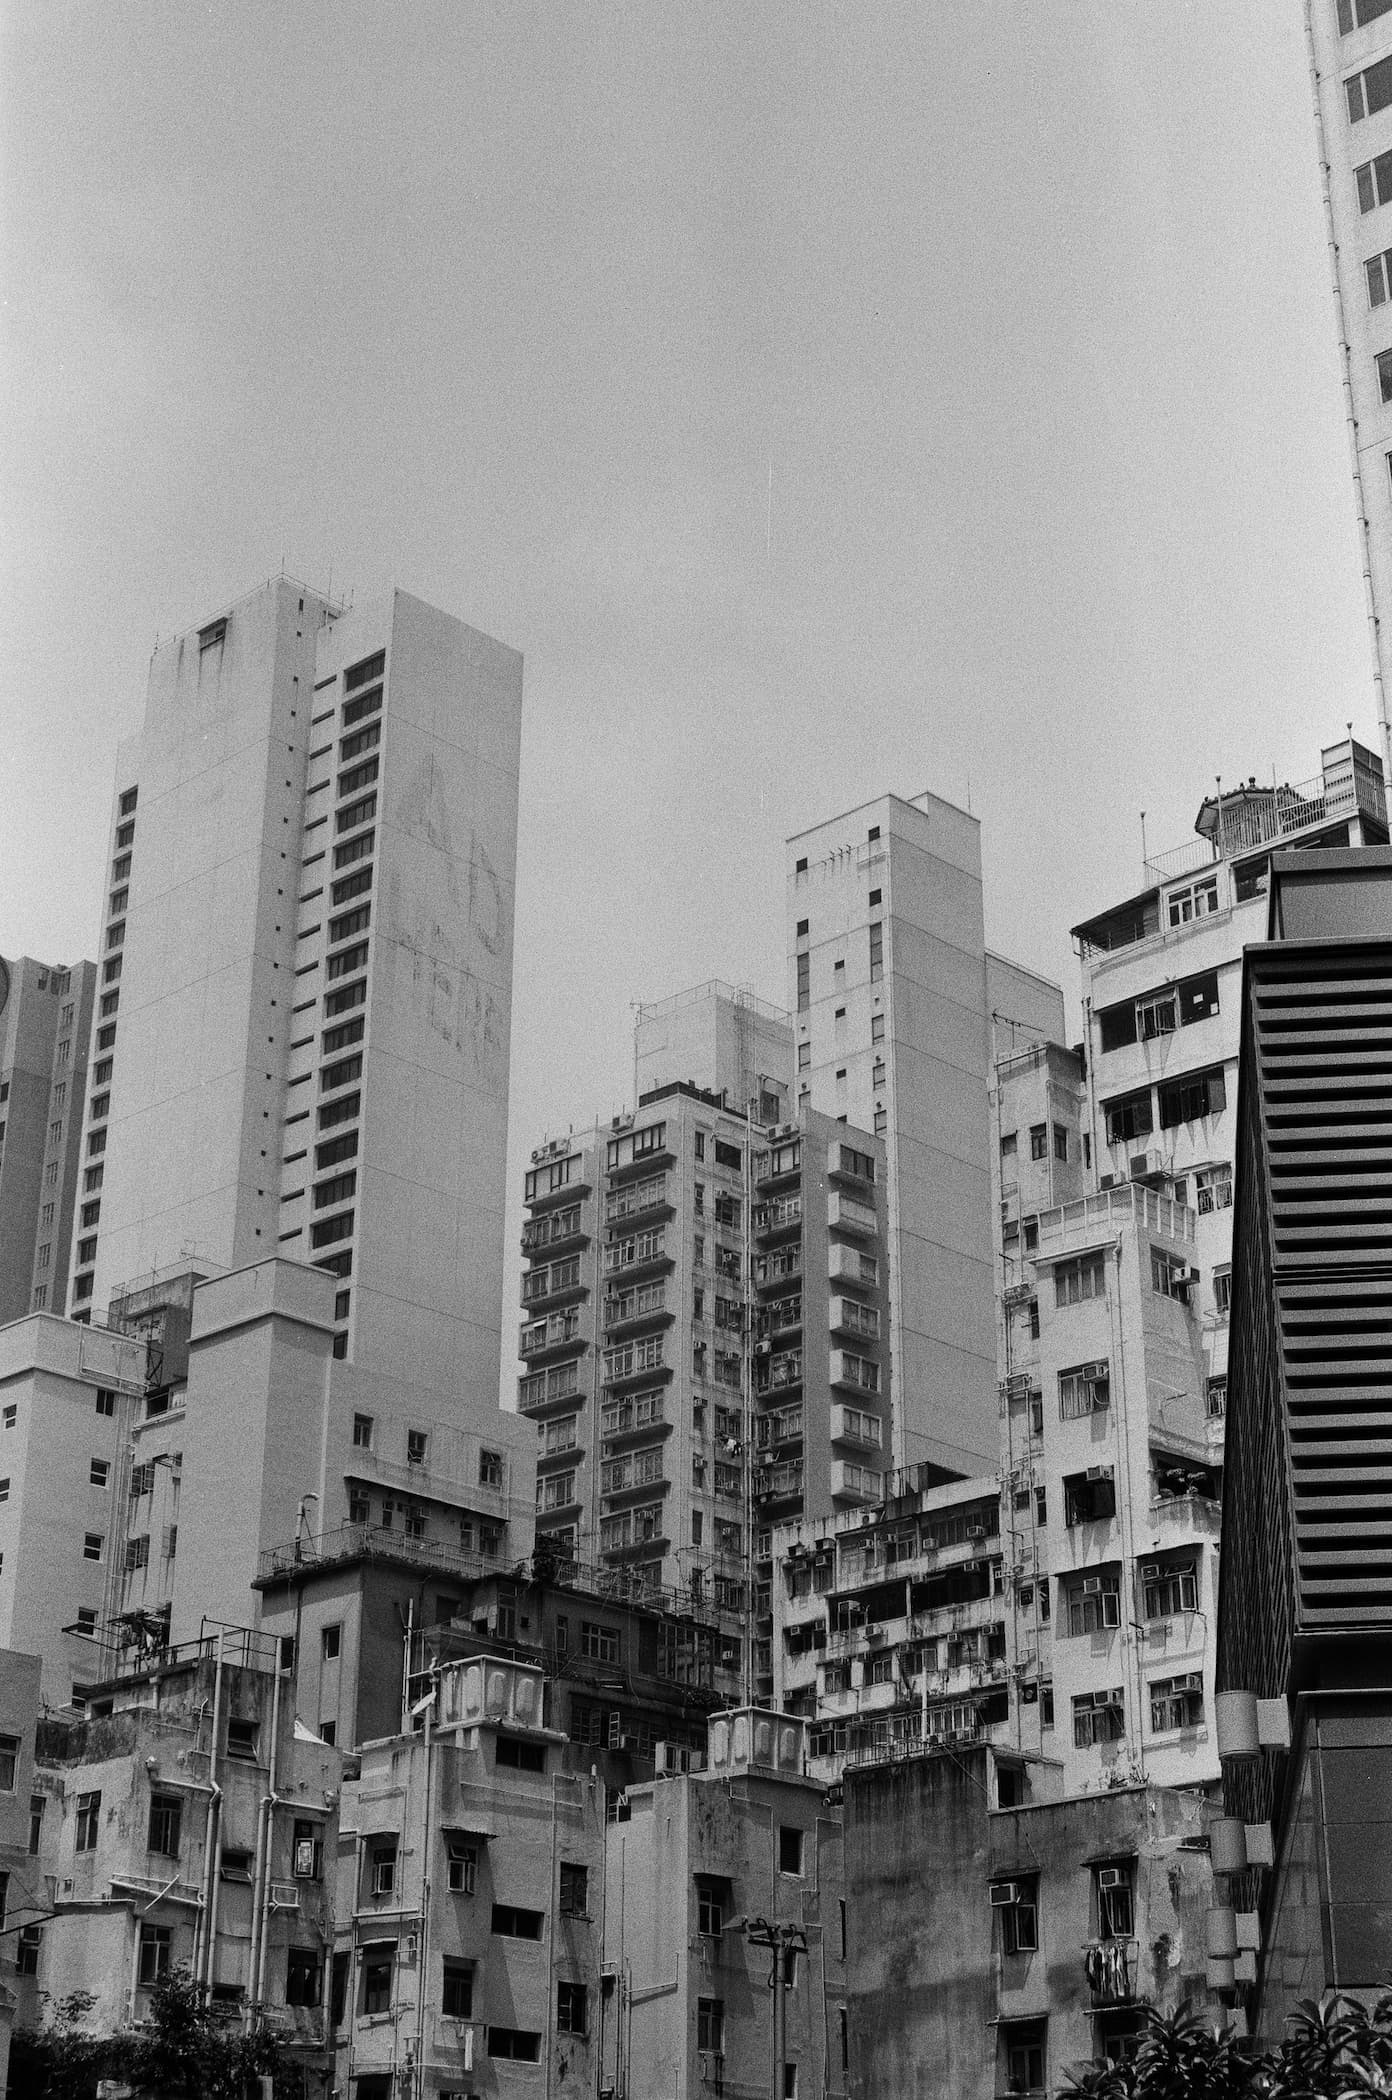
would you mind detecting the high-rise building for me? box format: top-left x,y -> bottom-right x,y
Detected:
0,957 -> 96,1321
1215,847 -> 1392,2037
1071,732 -> 1388,1413
1305,0 -> 1392,783
787,791 -> 1063,1477
67,577 -> 523,1406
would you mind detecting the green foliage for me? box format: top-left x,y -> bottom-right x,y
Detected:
1064,1991 -> 1392,2099
14,1965 -> 293,2099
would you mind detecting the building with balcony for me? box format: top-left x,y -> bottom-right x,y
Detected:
17,1627 -> 342,2092
64,578 -> 523,1416
771,1471 -> 1020,1779
788,791 -> 1063,1477
1215,849 -> 1392,2040
0,954 -> 96,1323
842,1741 -> 1220,2098
1007,1184 -> 1223,1798
602,1708 -> 845,2100
335,1651 -> 605,2100
1072,733 -> 1389,1413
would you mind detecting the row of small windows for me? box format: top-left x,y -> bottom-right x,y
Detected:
71,802 -> 139,1314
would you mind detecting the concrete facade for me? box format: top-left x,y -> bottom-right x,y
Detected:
0,957 -> 95,1324
0,1650 -> 44,2093
67,579 -> 523,1415
788,791 -> 1063,1478
604,1712 -> 845,2100
843,1744 -> 1219,2098
23,1632 -> 342,2089
634,979 -> 793,1115
0,1317 -> 147,1706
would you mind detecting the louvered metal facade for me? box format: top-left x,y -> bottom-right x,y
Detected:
1220,934 -> 1392,1709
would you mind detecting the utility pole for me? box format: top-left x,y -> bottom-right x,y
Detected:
739,1916 -> 808,2100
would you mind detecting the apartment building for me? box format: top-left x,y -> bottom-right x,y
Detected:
788,792 -> 1063,1477
0,956 -> 96,1322
843,1743 -> 1220,2098
0,1649 -> 45,2094
336,1653 -> 605,2099
771,1473 -> 1022,1782
66,578 -> 523,1410
1216,849 -> 1392,2040
1010,1185 -> 1221,1798
518,1092 -> 888,1703
1073,732 -> 1388,1408
603,1711 -> 846,2100
24,1628 -> 342,2083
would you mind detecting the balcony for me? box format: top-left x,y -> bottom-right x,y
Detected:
755,1294 -> 802,1343
603,1173 -> 672,1228
754,1140 -> 801,1191
828,1191 -> 877,1239
521,1264 -> 586,1312
519,1309 -> 585,1362
754,1349 -> 802,1396
830,1459 -> 882,1504
603,1285 -> 670,1338
521,1203 -> 588,1256
753,1459 -> 804,1506
753,1193 -> 803,1240
831,1296 -> 880,1342
753,1247 -> 802,1292
517,1363 -> 582,1417
602,1229 -> 670,1280
830,1349 -> 880,1397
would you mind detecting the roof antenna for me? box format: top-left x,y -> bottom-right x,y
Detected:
1140,810 -> 1148,885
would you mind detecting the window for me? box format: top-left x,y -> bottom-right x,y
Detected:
1053,1124 -> 1068,1162
407,1428 -> 428,1466
1073,1687 -> 1126,1748
1003,2023 -> 1046,2093
1158,1067 -> 1226,1128
441,1957 -> 474,2017
560,1860 -> 588,1916
1207,1376 -> 1227,1420
797,1041 -> 811,1071
1195,1163 -> 1232,1213
95,1389 -> 116,1417
479,1449 -> 503,1489
29,1795 -> 43,1854
1054,1254 -> 1105,1308
90,1459 -> 110,1488
779,1825 -> 804,1875
147,1793 -> 181,1856
1063,1469 -> 1116,1526
869,921 -> 883,982
488,2030 -> 542,2062
492,1904 -> 544,1940
1341,0 -> 1392,28
1059,1361 -> 1109,1418
698,1997 -> 726,2053
696,1876 -> 727,1936
1066,1572 -> 1121,1635
362,1942 -> 394,2015
581,1621 -> 619,1664
1348,51 -> 1392,121
447,1840 -> 478,1894
226,1717 -> 256,1760
1150,1671 -> 1204,1732
1029,1124 -> 1047,1161
352,1412 -> 373,1449
138,1922 -> 171,1986
1103,1090 -> 1152,1146
293,1819 -> 324,1880
796,952 -> 809,1012
992,1877 -> 1038,1955
1213,1266 -> 1232,1317
557,1980 -> 588,2035
286,1945 -> 323,2007
1357,146 -> 1392,212
75,1791 -> 101,1849
370,1840 -> 398,1896
16,1925 -> 40,1976
496,1736 -> 546,1773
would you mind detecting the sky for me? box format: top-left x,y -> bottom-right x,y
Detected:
1,1 -> 1378,1382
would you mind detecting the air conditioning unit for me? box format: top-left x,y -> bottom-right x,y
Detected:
989,1881 -> 1019,1907
1139,1561 -> 1160,1581
1098,1867 -> 1126,1891
1082,1576 -> 1102,1595
268,1882 -> 299,1910
1086,1464 -> 1111,1482
1099,1172 -> 1116,1191
966,1523 -> 987,1541
405,1932 -> 419,1963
